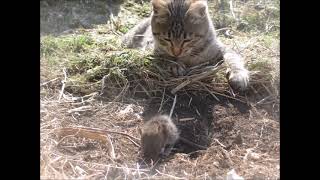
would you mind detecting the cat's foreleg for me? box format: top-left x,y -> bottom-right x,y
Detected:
218,42 -> 250,91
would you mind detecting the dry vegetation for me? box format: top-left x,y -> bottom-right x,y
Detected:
41,0 -> 279,179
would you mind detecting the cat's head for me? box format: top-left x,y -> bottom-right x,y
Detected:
151,0 -> 210,58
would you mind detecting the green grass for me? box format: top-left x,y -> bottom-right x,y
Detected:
41,35 -> 94,55
124,0 -> 151,18
209,0 -> 279,33
40,29 -> 157,95
40,0 -> 279,98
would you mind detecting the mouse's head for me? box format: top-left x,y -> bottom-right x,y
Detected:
139,122 -> 165,162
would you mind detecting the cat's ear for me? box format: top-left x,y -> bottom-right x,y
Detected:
185,0 -> 207,24
152,0 -> 170,23
152,0 -> 166,14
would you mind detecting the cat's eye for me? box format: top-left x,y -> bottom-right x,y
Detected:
182,39 -> 192,46
159,39 -> 168,45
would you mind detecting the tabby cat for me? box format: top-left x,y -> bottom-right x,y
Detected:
122,0 -> 249,91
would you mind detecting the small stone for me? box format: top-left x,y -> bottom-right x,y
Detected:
226,169 -> 244,180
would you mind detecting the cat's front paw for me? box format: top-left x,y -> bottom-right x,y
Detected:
169,63 -> 186,77
227,69 -> 250,91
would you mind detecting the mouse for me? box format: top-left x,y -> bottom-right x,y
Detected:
139,114 -> 179,163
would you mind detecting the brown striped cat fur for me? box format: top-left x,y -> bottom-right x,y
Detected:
122,0 -> 249,91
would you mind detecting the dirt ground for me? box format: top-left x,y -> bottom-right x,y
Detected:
40,0 -> 279,179
41,89 -> 279,179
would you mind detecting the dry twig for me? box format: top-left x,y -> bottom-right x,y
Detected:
171,61 -> 223,94
169,94 -> 177,118
58,68 -> 67,102
54,127 -> 140,147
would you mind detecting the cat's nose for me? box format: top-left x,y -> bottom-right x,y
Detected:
172,47 -> 182,56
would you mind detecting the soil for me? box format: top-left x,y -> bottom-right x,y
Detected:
142,91 -> 249,152
140,91 -> 279,179
43,90 -> 279,179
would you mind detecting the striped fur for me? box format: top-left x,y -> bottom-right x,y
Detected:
122,0 -> 250,90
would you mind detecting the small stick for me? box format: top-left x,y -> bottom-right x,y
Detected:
67,106 -> 92,113
188,97 -> 192,107
243,148 -> 254,161
169,94 -> 177,118
262,83 -> 273,96
195,109 -> 201,116
171,61 -> 222,94
58,68 -> 67,102
68,161 -> 78,176
204,88 -> 247,104
40,78 -> 59,87
187,61 -> 210,71
229,0 -> 237,20
179,118 -> 195,122
69,159 -> 150,171
256,95 -> 271,105
155,170 -> 185,180
214,138 -> 226,148
216,27 -> 232,32
107,135 -> 116,159
81,126 -> 140,142
199,82 -> 220,101
100,74 -> 110,95
259,120 -> 267,139
138,83 -> 151,98
126,137 -> 141,148
158,88 -> 166,113
54,127 -> 140,142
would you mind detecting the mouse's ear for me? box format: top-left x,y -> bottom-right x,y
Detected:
158,123 -> 167,137
155,123 -> 162,133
